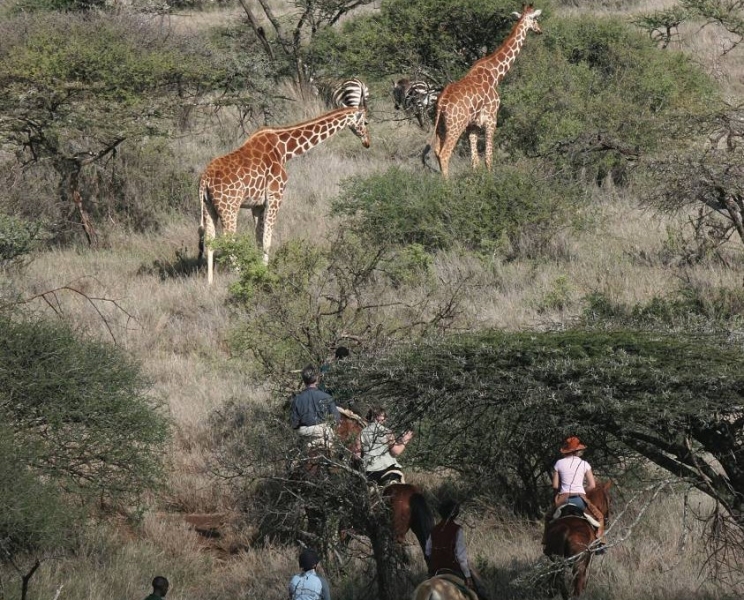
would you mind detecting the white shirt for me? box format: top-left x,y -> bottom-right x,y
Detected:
288,570 -> 330,600
554,456 -> 591,495
360,421 -> 400,473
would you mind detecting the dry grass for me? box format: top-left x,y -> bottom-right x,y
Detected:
6,1 -> 744,598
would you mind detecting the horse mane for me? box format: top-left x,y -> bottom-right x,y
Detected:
337,406 -> 366,427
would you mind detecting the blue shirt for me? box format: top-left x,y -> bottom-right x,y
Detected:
288,570 -> 331,600
290,386 -> 340,429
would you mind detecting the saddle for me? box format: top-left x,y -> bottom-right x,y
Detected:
552,503 -> 601,529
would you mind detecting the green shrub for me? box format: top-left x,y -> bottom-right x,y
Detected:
305,0 -> 516,80
332,166 -> 584,258
0,214 -> 44,271
500,15 -> 715,183
0,316 -> 168,596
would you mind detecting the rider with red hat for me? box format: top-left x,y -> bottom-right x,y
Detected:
543,436 -> 605,546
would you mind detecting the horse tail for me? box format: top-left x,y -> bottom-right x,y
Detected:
544,522 -> 572,558
410,492 -> 435,554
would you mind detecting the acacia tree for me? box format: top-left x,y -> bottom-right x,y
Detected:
0,315 -> 168,599
0,12 -> 249,244
638,1 -> 744,255
327,329 -> 744,530
235,0 -> 378,84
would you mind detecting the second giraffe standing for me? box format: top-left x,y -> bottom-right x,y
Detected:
426,4 -> 542,178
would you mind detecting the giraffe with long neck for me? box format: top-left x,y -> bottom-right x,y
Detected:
427,4 -> 542,178
198,106 -> 370,284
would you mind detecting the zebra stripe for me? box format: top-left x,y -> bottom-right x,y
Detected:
330,78 -> 370,108
392,79 -> 440,128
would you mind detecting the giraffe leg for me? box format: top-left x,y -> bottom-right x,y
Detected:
484,101 -> 499,171
201,199 -> 218,285
436,121 -> 464,179
252,206 -> 267,264
468,127 -> 480,170
484,120 -> 497,171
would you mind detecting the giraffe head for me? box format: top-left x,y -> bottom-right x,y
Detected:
347,107 -> 371,148
512,4 -> 543,35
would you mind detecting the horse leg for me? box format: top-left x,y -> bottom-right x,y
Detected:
572,555 -> 590,597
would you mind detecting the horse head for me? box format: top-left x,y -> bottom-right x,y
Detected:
336,407 -> 366,460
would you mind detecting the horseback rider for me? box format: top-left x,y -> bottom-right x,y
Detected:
360,405 -> 413,486
543,436 -> 605,546
425,500 -> 487,600
290,365 -> 341,450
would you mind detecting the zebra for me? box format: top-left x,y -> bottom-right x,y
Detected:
392,78 -> 440,129
311,77 -> 370,109
331,77 -> 369,108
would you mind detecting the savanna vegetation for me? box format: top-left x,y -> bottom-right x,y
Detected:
1,0 -> 744,599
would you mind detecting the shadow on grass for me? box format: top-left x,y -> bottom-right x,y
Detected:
138,247 -> 204,281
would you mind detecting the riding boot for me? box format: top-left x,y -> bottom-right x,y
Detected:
595,519 -> 607,554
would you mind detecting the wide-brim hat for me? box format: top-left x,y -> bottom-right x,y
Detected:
560,436 -> 587,454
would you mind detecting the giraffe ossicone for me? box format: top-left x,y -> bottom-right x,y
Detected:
198,106 -> 370,284
427,4 -> 542,178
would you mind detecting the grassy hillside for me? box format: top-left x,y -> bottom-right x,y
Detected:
3,0 -> 744,599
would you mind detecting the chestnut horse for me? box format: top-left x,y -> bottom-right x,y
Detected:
337,409 -> 434,554
543,480 -> 612,599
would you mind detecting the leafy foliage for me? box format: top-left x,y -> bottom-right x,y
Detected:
0,214 -> 44,271
500,14 -> 715,183
0,316 -> 167,596
0,317 -> 168,503
0,12 -> 270,243
306,0 -> 518,81
329,329 -> 744,522
227,233 -> 469,386
332,167 -> 585,257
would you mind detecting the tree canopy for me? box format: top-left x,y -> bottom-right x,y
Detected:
326,329 -> 744,522
0,315 -> 168,596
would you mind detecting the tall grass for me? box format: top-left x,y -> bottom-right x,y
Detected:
5,1 -> 744,599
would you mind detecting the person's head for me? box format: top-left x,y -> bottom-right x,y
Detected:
439,498 -> 460,521
560,436 -> 587,456
334,346 -> 350,361
366,405 -> 386,423
302,365 -> 319,386
299,548 -> 320,572
152,576 -> 169,597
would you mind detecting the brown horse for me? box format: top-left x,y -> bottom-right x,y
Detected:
543,480 -> 612,599
385,482 -> 435,553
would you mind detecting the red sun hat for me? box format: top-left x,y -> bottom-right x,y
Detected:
560,436 -> 587,454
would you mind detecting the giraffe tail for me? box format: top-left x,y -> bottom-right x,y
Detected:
421,108 -> 444,172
